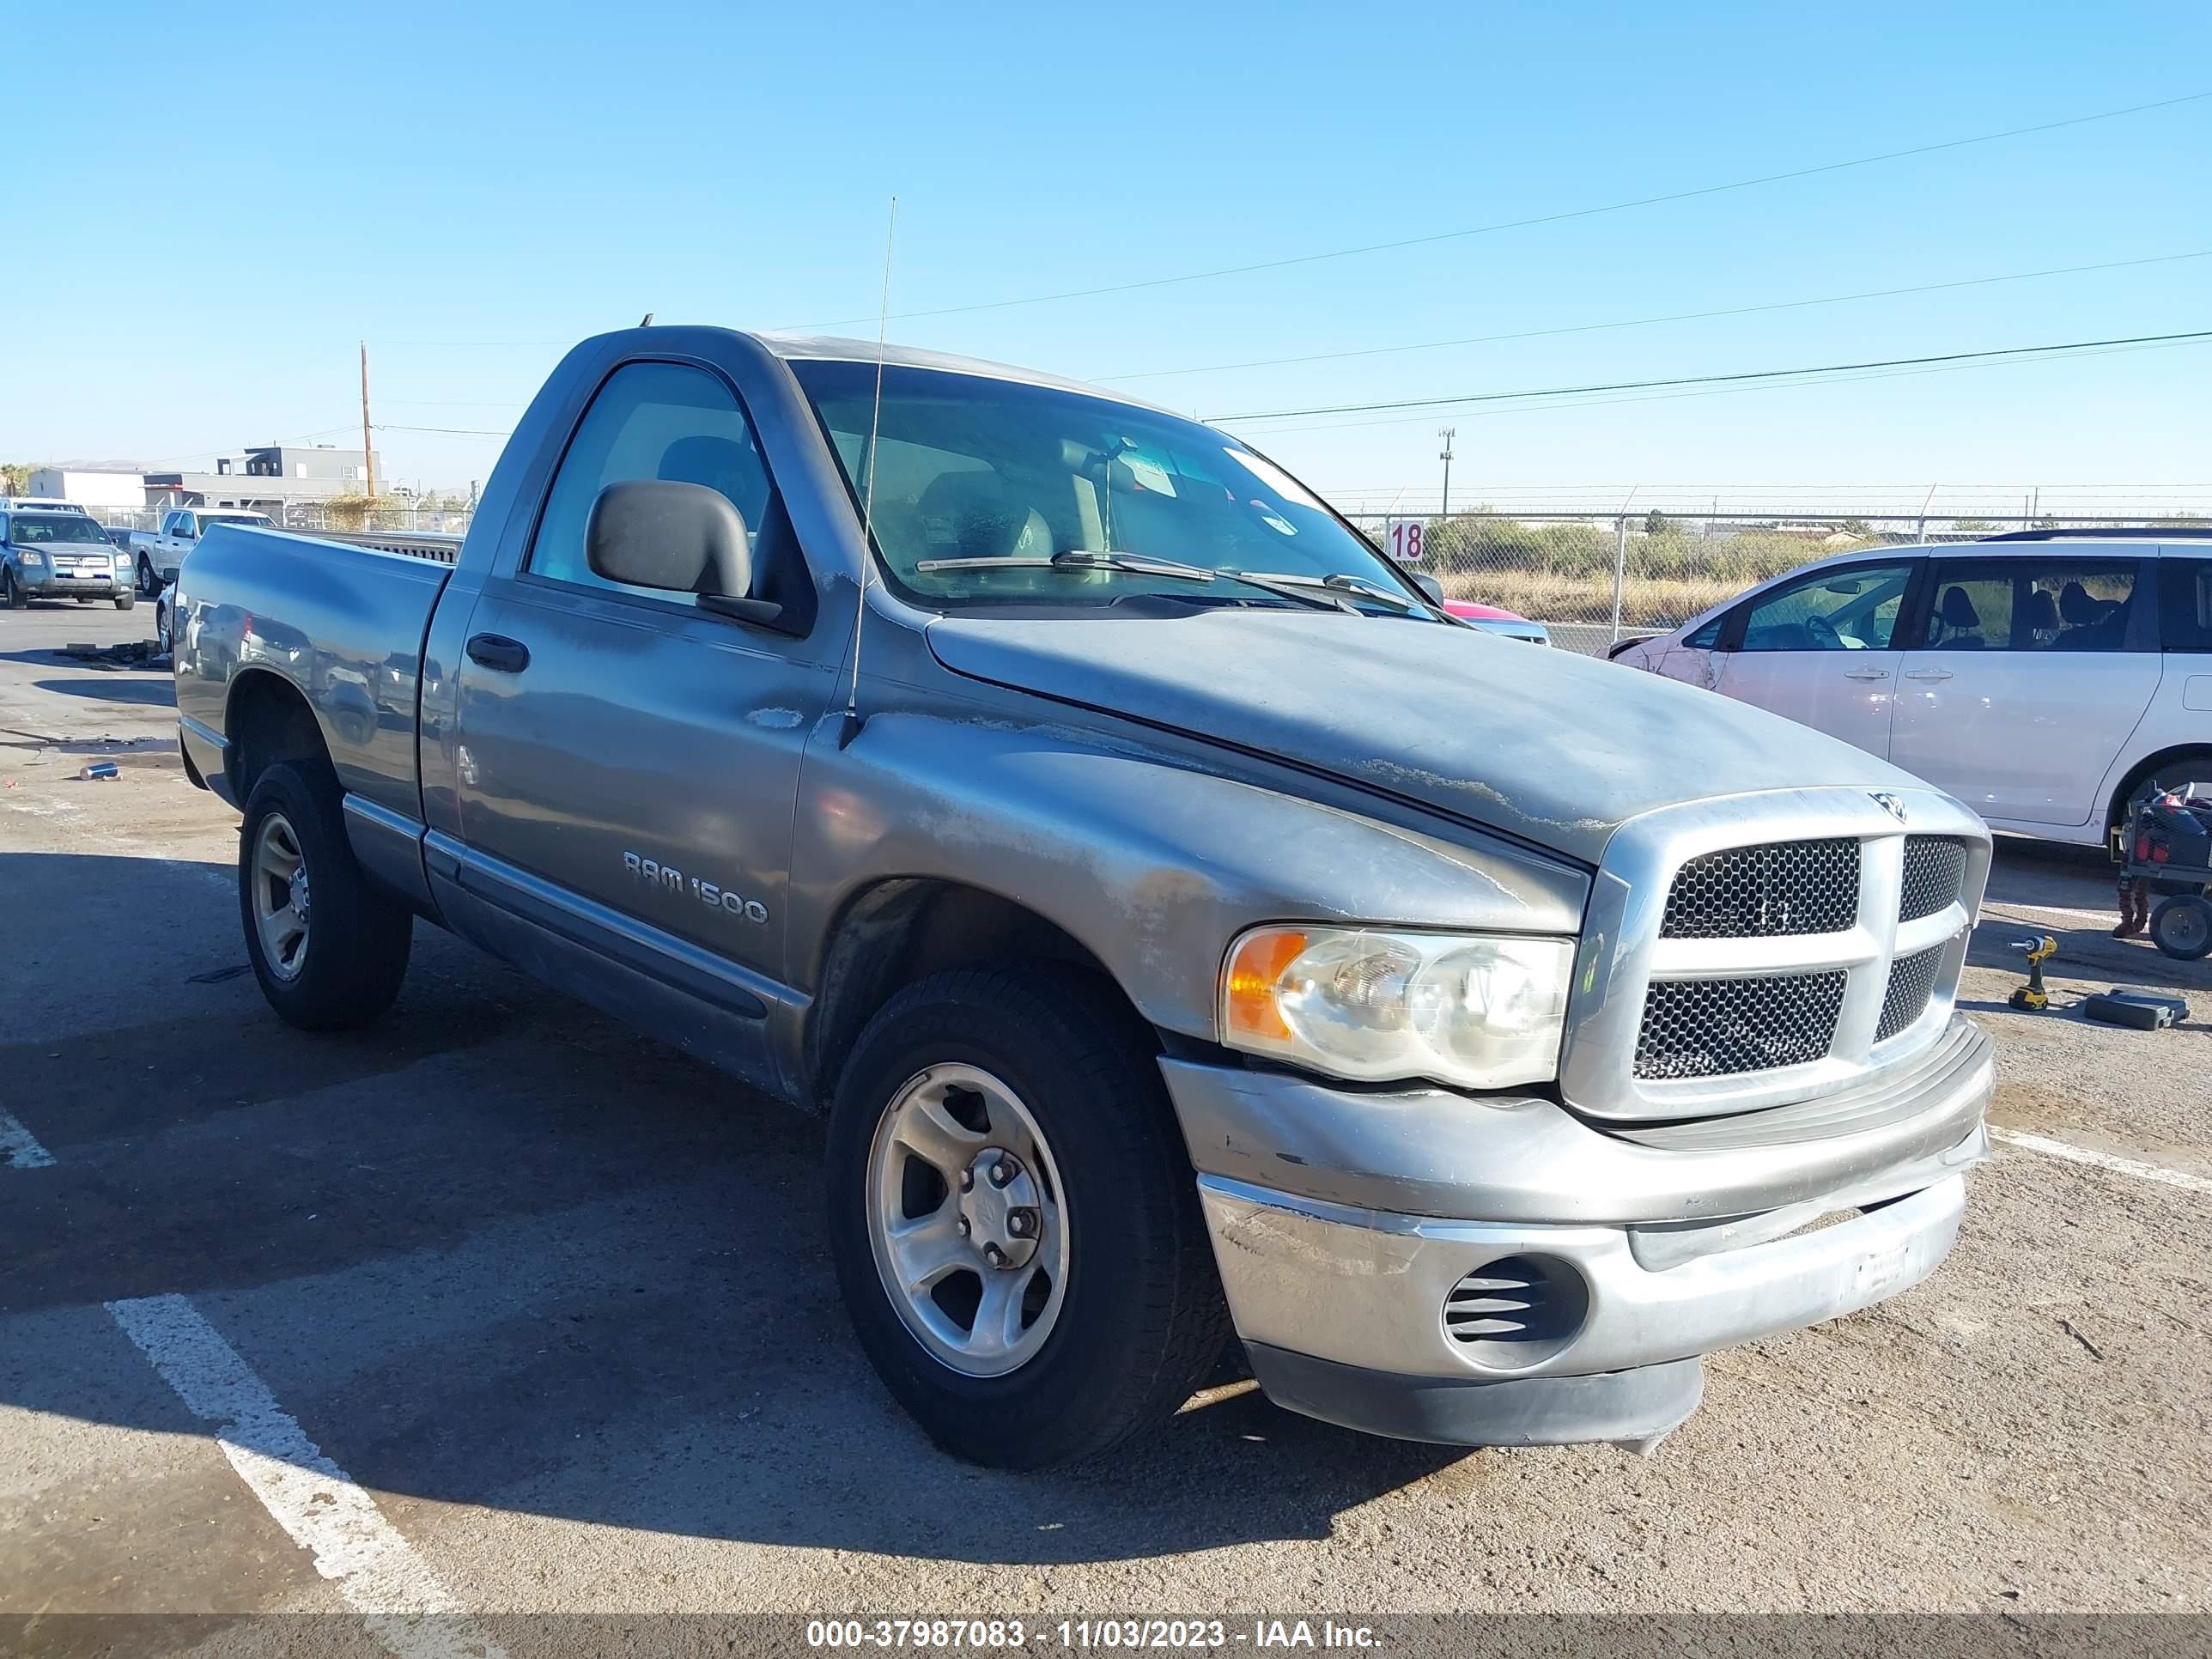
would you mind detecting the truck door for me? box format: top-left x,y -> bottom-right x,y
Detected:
445,359 -> 836,1076
1889,554 -> 2158,826
1711,558 -> 1918,759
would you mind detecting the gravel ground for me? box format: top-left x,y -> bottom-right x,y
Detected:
2,605 -> 2206,1641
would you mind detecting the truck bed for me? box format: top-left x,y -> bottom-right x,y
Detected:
173,524 -> 457,825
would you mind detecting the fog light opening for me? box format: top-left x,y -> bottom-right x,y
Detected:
1440,1253 -> 1589,1370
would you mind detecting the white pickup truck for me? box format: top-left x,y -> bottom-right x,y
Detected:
131,507 -> 276,596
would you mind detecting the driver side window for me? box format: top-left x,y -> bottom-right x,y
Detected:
527,361 -> 776,605
1735,562 -> 1913,653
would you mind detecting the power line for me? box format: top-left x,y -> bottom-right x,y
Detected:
1211,329 -> 2212,422
1227,336 -> 2209,436
781,89 -> 2211,330
1097,250 -> 2212,383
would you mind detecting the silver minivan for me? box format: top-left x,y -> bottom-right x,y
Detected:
1613,529 -> 2212,851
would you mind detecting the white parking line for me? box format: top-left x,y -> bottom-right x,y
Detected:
0,1109 -> 57,1169
1993,1127 -> 2212,1194
106,1293 -> 504,1659
1983,902 -> 2119,926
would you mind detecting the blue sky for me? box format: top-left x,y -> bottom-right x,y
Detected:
7,1 -> 2208,516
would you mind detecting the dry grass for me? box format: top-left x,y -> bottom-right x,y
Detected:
1442,568 -> 1744,629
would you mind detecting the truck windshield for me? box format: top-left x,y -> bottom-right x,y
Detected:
791,360 -> 1426,615
9,514 -> 112,544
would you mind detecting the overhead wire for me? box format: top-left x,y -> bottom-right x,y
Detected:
779,90 -> 2212,329
1210,329 -> 2212,423
1094,250 -> 2212,383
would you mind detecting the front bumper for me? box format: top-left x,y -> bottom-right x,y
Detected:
19,569 -> 125,597
1166,1015 -> 1992,1446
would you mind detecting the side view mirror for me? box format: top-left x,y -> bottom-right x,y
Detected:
1408,571 -> 1445,605
585,479 -> 783,628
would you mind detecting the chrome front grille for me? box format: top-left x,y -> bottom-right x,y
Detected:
1560,789 -> 1991,1123
1634,971 -> 1847,1079
1899,836 -> 1969,923
1875,944 -> 1946,1042
1661,838 -> 1859,939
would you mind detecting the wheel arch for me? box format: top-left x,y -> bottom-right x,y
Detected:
2107,742 -> 2212,836
803,877 -> 1141,1109
225,669 -> 337,805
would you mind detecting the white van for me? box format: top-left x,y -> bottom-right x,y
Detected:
1612,531 -> 2212,848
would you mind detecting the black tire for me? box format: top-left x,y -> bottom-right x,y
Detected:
825,963 -> 1228,1468
138,556 -> 158,596
2149,895 -> 2212,961
113,591 -> 135,611
0,569 -> 13,609
238,760 -> 413,1030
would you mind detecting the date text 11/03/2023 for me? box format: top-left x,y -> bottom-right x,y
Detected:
804,1620 -> 1380,1650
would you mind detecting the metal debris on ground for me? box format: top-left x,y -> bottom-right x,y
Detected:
78,761 -> 120,781
58,640 -> 172,672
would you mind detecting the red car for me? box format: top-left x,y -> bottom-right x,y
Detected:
1441,599 -> 1550,645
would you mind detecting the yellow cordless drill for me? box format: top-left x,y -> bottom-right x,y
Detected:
2008,935 -> 2057,1012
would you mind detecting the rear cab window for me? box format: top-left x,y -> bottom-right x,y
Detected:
1918,556 -> 2142,652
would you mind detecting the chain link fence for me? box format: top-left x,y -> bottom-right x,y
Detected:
1346,508 -> 2209,654
80,501 -> 475,537
57,494 -> 2200,652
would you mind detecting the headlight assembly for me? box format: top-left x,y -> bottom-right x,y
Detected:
1221,925 -> 1572,1090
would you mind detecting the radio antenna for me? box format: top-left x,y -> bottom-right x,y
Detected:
838,195 -> 897,749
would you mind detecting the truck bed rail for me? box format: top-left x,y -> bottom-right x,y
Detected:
308,529 -> 465,565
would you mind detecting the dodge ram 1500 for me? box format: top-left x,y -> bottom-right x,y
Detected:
174,325 -> 1994,1468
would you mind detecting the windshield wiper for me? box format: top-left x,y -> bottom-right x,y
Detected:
912,549 -> 1352,612
1235,570 -> 1425,613
915,549 -> 1218,581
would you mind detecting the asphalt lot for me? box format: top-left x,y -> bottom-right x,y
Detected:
3,603 -> 2208,1638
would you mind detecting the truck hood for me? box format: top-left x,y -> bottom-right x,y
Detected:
926,609 -> 1928,866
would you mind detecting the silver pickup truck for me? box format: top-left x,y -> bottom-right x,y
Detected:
131,507 -> 276,595
174,325 -> 1994,1468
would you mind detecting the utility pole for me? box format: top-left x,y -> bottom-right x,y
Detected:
360,342 -> 376,504
1437,426 -> 1455,519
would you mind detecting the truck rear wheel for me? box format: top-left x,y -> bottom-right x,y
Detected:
239,761 -> 413,1030
825,964 -> 1227,1468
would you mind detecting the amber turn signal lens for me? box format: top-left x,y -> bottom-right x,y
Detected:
1224,928 -> 1308,1042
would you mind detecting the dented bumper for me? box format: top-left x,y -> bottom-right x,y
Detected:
1162,1018 -> 1991,1447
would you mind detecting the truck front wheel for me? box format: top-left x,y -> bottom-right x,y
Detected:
239,761 -> 413,1030
825,964 -> 1228,1468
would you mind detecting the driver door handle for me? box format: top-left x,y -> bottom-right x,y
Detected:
1842,667 -> 1890,681
1903,668 -> 1954,683
465,633 -> 531,673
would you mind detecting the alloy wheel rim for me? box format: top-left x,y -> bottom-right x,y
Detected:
865,1062 -> 1071,1377
251,812 -> 311,981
